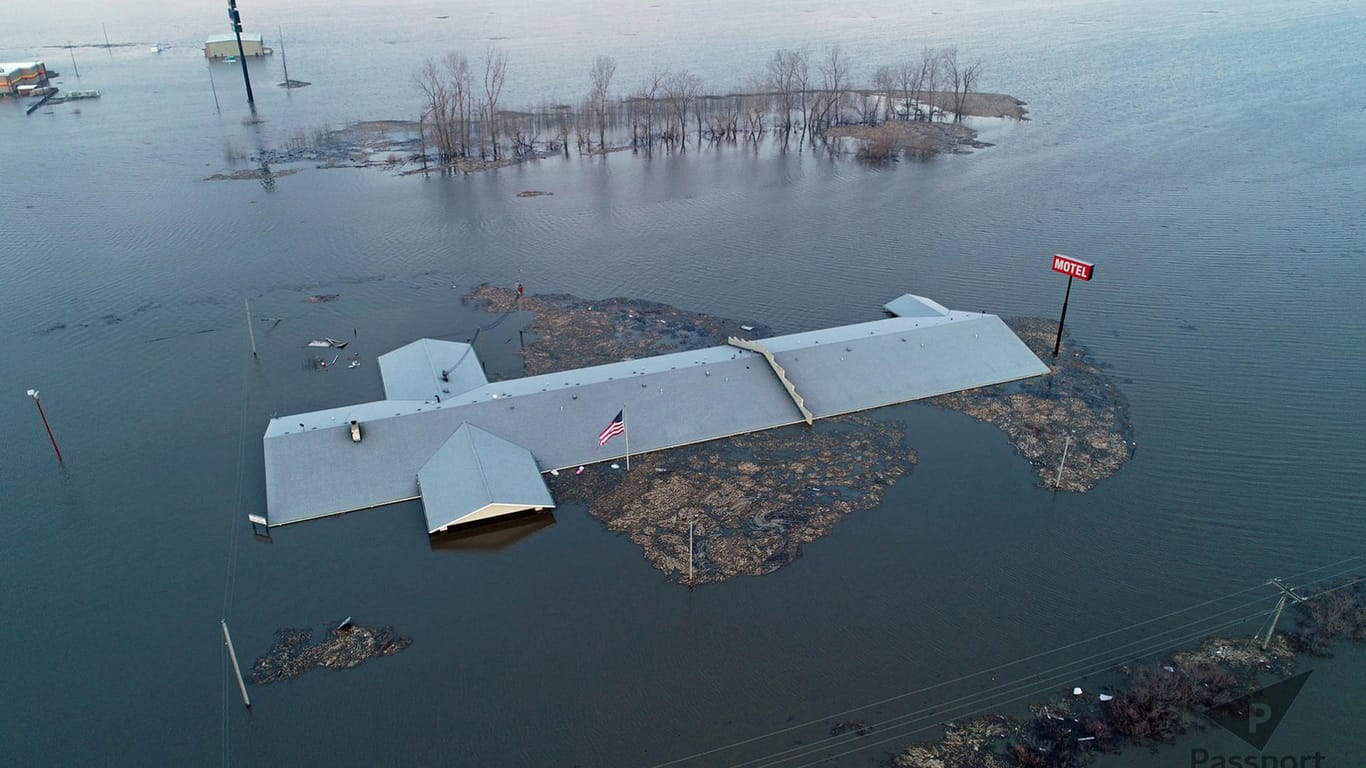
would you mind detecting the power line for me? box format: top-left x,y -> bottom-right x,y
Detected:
764,612 -> 1269,768
648,555 -> 1366,768
785,572 -> 1366,768
220,361 -> 254,768
733,597 -> 1277,768
736,569 -> 1366,768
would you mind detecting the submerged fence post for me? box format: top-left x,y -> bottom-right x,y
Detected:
222,619 -> 251,709
1054,434 -> 1071,490
245,298 -> 257,357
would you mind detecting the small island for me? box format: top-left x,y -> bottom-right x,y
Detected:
468,285 -> 1130,584
235,47 -> 1027,176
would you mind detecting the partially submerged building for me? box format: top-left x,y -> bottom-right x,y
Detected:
262,294 -> 1050,534
0,62 -> 49,97
205,34 -> 270,59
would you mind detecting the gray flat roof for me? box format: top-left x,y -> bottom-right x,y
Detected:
263,295 -> 1049,526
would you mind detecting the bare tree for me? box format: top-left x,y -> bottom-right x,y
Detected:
766,48 -> 810,137
868,65 -> 896,125
815,45 -> 848,131
896,60 -> 917,121
941,48 -> 961,122
589,55 -> 617,151
444,52 -> 471,156
663,69 -> 701,146
482,47 -> 508,159
958,59 -> 982,120
791,49 -> 811,134
740,74 -> 768,138
414,57 -> 453,162
919,47 -> 941,121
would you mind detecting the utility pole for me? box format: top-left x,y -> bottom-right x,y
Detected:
26,389 -> 63,463
1262,578 -> 1305,650
227,0 -> 255,104
67,42 -> 81,79
221,620 -> 252,708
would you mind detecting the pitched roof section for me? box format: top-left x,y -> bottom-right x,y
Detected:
416,424 -> 555,533
378,339 -> 487,401
883,293 -> 952,318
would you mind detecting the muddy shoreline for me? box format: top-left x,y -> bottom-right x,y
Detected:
467,285 -> 1131,584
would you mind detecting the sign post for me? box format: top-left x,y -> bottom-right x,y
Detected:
1050,254 -> 1094,358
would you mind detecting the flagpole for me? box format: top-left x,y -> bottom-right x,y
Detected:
623,403 -> 630,472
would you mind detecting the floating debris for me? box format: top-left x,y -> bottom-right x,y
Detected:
892,716 -> 1015,768
246,621 -> 412,685
307,337 -> 349,349
829,720 -> 871,737
305,294 -> 340,304
204,168 -> 302,182
516,189 -> 553,198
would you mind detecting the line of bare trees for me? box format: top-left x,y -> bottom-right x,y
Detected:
414,45 -> 983,165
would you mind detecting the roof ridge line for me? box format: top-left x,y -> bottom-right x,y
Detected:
464,425 -> 495,505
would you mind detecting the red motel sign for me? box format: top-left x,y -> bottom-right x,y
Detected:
1052,254 -> 1094,281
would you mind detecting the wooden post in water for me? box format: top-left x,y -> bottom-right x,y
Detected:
278,27 -> 289,86
221,619 -> 251,708
208,63 -> 221,113
26,389 -> 63,463
1054,434 -> 1071,489
244,298 -> 257,357
688,517 -> 694,587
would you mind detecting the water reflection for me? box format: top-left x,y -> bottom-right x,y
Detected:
427,510 -> 556,552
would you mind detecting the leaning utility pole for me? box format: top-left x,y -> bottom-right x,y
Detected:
227,0 -> 255,104
1261,578 -> 1305,650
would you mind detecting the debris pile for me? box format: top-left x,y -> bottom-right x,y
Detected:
892,717 -> 1015,768
246,622 -> 412,685
929,317 -> 1133,492
550,416 -> 914,584
466,284 -> 765,375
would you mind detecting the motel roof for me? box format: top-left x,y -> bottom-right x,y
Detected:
262,294 -> 1049,527
206,33 -> 264,45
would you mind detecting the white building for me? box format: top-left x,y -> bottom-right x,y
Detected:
205,33 -> 270,59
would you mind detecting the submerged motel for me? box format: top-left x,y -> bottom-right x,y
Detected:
262,294 -> 1050,535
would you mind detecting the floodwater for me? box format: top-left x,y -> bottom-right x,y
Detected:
2,1 -> 1364,765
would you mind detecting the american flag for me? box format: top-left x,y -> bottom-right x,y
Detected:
598,410 -> 625,447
